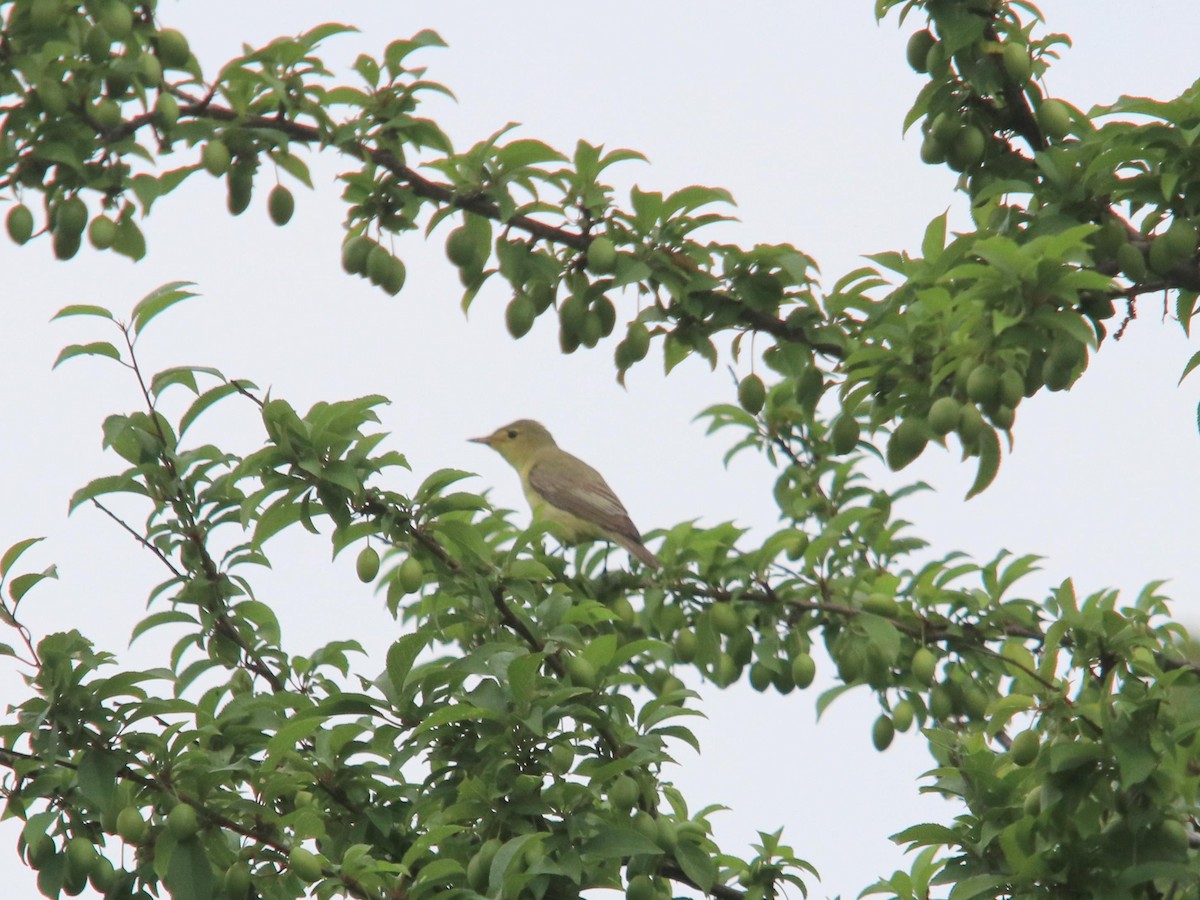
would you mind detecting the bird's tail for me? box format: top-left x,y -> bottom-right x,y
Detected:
618,535 -> 662,570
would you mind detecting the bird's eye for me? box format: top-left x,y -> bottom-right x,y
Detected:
506,429 -> 518,439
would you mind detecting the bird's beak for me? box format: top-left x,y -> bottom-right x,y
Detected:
469,435 -> 494,445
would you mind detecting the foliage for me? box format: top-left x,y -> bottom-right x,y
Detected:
2,1 -> 1200,899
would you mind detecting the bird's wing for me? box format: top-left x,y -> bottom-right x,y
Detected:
527,454 -> 643,543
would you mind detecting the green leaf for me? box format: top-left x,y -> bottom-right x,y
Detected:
579,826 -> 661,858
890,822 -> 961,848
965,426 -> 1001,499
76,749 -> 123,809
163,837 -> 214,900
180,381 -> 249,435
921,210 -> 948,260
69,474 -> 149,512
386,632 -> 431,694
8,566 -> 57,602
1179,350 -> 1200,385
1,537 -> 44,578
674,841 -> 717,892
52,342 -> 121,368
130,281 -> 200,337
50,304 -> 113,321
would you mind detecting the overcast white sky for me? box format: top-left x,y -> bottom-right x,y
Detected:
3,3 -> 1199,898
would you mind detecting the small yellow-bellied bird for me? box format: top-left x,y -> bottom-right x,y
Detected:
470,419 -> 661,569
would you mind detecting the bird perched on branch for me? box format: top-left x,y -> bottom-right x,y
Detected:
470,419 -> 661,569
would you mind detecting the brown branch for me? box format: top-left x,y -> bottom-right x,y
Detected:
90,498 -> 182,578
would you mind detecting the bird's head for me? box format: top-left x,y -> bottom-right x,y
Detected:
470,419 -> 558,466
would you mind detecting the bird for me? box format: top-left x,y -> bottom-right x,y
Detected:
470,419 -> 661,569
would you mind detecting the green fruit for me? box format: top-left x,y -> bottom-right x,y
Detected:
1002,43 -> 1032,82
627,874 -> 656,900
836,645 -> 863,682
673,628 -> 697,663
623,322 -> 651,361
467,839 -> 501,892
224,861 -> 252,898
892,700 -> 915,732
911,647 -> 937,685
202,140 -> 231,176
928,397 -> 960,436
594,295 -> 616,336
863,593 -> 899,616
609,775 -> 640,813
655,817 -> 679,851
548,744 -> 574,775
1113,242 -> 1145,281
872,715 -> 895,751
57,196 -> 87,235
137,52 -> 164,86
115,807 -> 146,843
1081,294 -> 1116,321
989,404 -> 1015,430
288,846 -> 323,883
355,546 -> 380,582
227,166 -> 254,215
154,92 -> 179,128
966,364 -> 1000,404
830,415 -> 860,454
7,204 -> 34,244
91,98 -> 122,129
906,29 -> 936,73
397,556 -> 424,594
506,294 -> 537,338
366,245 -> 392,285
36,80 -> 68,116
445,225 -> 478,269
167,803 -> 198,839
1164,217 -> 1198,257
791,653 -> 816,689
559,324 -> 581,354
88,215 -> 117,249
53,227 -> 82,260
727,627 -> 753,666
24,832 -> 54,869
564,653 -> 597,689
66,838 -> 97,876
99,1 -> 133,39
999,369 -> 1024,407
341,236 -> 373,275
928,684 -> 954,720
579,310 -> 603,347
527,281 -> 556,313
85,24 -> 112,59
710,602 -> 739,636
920,132 -> 947,165
738,374 -> 766,415
748,663 -> 772,692
558,293 -> 587,336
467,840 -> 499,891
155,28 -> 191,68
948,125 -> 985,171
958,403 -> 985,444
380,255 -> 407,296
586,235 -> 618,274
88,856 -> 118,892
960,684 -> 988,718
1010,729 -> 1039,766
268,185 -> 294,225
713,652 -> 739,686
1037,99 -> 1071,140
887,418 -> 928,470
30,0 -> 63,30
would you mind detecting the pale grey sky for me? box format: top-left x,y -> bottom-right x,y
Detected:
2,3 -> 1198,897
